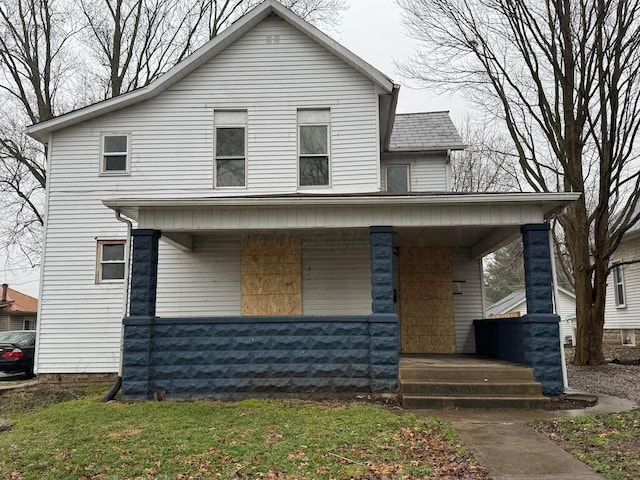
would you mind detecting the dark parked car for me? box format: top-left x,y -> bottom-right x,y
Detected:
0,330 -> 36,377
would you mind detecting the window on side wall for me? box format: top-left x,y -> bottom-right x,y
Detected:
621,329 -> 636,346
215,110 -> 247,188
612,264 -> 626,307
101,134 -> 129,173
298,109 -> 330,187
386,164 -> 410,193
97,240 -> 126,283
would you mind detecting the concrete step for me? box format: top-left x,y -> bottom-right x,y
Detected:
400,366 -> 535,382
401,380 -> 543,396
402,394 -> 550,410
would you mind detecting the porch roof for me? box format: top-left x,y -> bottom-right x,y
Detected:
104,191 -> 578,213
104,192 -> 578,258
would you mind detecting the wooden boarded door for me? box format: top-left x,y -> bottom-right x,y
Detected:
399,247 -> 455,353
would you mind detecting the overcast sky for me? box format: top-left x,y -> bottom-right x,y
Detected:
339,0 -> 469,117
2,0 -> 472,298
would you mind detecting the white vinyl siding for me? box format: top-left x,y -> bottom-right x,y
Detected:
36,198 -> 128,373
38,16 -> 381,373
155,236 -> 241,317
452,249 -> 483,353
382,153 -> 448,192
301,231 -> 371,315
605,238 -> 640,330
500,290 -> 577,344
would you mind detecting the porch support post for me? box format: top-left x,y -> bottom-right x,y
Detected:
369,226 -> 398,392
520,223 -> 563,396
129,229 -> 161,317
521,223 -> 554,314
370,226 -> 394,314
122,228 -> 161,400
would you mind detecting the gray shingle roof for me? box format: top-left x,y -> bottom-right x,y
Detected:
389,111 -> 466,152
485,289 -> 526,317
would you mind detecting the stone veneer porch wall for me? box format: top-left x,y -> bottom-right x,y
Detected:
121,315 -> 398,400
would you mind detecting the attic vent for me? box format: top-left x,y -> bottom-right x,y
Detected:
266,34 -> 280,45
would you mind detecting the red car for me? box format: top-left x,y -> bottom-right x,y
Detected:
0,331 -> 36,377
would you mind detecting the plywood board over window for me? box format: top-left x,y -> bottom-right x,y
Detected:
399,247 -> 455,353
240,238 -> 302,315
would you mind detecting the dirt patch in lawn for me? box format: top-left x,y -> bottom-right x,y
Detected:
0,384 -> 99,417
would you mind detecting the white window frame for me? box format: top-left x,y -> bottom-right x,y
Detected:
96,239 -> 126,284
621,329 -> 636,346
385,164 -> 411,193
100,133 -> 130,175
23,318 -> 35,330
612,264 -> 626,308
214,110 -> 247,189
297,109 -> 331,188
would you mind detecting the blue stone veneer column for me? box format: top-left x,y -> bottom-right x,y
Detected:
129,229 -> 161,317
369,226 -> 398,392
520,223 -> 563,396
370,226 -> 394,314
122,229 -> 160,400
521,223 -> 554,314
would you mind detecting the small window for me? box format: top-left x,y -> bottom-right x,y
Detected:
298,109 -> 330,187
386,165 -> 410,193
23,318 -> 35,330
97,240 -> 126,283
621,329 -> 636,346
215,110 -> 246,187
612,265 -> 626,307
102,134 -> 129,173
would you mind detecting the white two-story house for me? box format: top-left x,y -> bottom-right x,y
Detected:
27,0 -> 577,401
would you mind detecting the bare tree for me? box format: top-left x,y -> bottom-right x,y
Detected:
78,0 -> 346,98
0,0 -> 76,266
397,0 -> 640,365
451,115 -> 523,193
0,0 -> 345,269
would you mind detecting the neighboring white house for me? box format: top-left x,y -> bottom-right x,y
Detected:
486,287 -> 576,345
604,214 -> 640,347
27,0 -> 577,398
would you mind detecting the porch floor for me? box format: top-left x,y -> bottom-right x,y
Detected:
399,354 -> 550,409
400,353 -> 524,369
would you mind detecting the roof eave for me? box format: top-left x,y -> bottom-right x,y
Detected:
103,192 -> 580,217
387,144 -> 467,153
27,0 -> 395,143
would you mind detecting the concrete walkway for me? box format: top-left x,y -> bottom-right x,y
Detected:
415,393 -> 637,480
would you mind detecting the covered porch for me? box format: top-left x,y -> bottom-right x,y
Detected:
104,193 -> 578,400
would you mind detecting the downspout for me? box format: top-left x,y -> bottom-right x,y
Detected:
100,209 -> 133,402
549,229 -> 569,392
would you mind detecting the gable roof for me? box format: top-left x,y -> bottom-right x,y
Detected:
388,112 -> 466,152
1,287 -> 38,315
486,286 -> 576,317
27,0 -> 398,144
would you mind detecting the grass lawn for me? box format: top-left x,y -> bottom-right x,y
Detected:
0,387 -> 488,479
535,410 -> 640,480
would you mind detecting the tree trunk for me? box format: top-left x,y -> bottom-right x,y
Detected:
562,199 -> 606,366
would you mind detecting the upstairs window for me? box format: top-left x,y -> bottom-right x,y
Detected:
97,240 -> 126,283
298,109 -> 330,187
613,264 -> 626,307
215,110 -> 247,187
386,165 -> 410,193
102,134 -> 129,173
